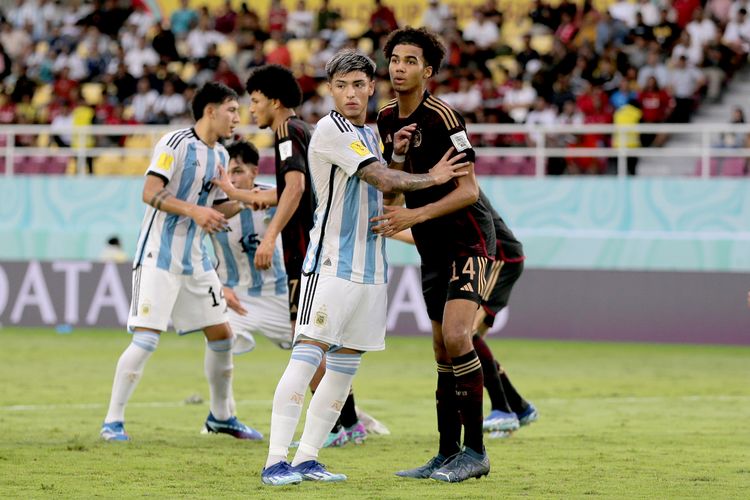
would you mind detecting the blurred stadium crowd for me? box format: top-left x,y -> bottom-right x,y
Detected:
0,0 -> 749,175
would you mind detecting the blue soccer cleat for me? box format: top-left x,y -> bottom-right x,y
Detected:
517,403 -> 539,427
261,461 -> 303,486
395,454 -> 450,479
292,460 -> 347,482
204,412 -> 263,440
430,447 -> 490,482
483,409 -> 520,432
100,421 -> 130,442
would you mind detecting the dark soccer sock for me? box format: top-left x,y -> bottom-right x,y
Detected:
473,334 -> 513,413
453,350 -> 485,455
495,359 -> 530,415
436,364 -> 461,458
339,391 -> 358,428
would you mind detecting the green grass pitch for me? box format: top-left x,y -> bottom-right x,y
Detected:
1,327 -> 749,498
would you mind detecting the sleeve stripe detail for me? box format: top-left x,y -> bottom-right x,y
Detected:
329,111 -> 353,133
276,122 -> 288,140
356,156 -> 380,171
166,129 -> 192,148
378,99 -> 397,113
426,96 -> 460,129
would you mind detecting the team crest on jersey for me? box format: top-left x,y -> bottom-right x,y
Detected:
141,301 -> 151,316
412,128 -> 422,148
314,306 -> 328,328
349,140 -> 370,157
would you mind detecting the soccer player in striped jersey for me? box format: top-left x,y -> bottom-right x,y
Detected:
374,27 -> 497,482
100,83 -> 261,442
244,65 -> 378,448
260,50 -> 470,486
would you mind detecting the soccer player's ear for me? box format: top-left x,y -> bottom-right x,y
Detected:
423,65 -> 433,80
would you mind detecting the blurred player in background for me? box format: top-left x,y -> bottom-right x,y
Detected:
472,194 -> 538,437
375,27 -> 496,482
244,64 -> 377,446
260,50 -> 470,486
209,140 -> 292,419
100,82 -> 261,442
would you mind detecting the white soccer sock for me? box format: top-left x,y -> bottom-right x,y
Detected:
104,332 -> 159,423
292,352 -> 361,466
205,338 -> 233,421
265,344 -> 324,468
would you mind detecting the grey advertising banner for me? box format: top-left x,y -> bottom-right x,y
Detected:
0,261 -> 748,345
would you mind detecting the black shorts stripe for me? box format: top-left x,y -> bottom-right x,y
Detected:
299,273 -> 319,325
130,267 -> 142,316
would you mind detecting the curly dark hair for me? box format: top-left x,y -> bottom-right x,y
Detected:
245,64 -> 302,108
383,27 -> 446,74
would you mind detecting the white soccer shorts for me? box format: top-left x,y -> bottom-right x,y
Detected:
127,266 -> 228,334
295,273 -> 387,352
227,292 -> 293,354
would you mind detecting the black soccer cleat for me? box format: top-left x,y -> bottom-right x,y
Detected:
395,454 -> 450,479
429,447 -> 490,482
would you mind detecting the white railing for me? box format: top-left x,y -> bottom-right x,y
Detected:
2,123 -> 750,177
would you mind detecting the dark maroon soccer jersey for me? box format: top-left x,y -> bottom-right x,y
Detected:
274,115 -> 315,273
479,189 -> 525,263
377,92 -> 495,264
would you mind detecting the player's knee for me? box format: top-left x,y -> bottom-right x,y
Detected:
207,337 -> 233,352
132,331 -> 160,352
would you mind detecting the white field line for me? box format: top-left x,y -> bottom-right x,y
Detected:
1,395 -> 749,412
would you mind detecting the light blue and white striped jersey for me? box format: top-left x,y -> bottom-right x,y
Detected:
210,183 -> 288,297
302,111 -> 388,284
134,128 -> 229,275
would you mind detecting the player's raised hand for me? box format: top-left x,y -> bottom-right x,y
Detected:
224,287 -> 247,315
190,206 -> 228,234
211,166 -> 235,196
370,205 -> 422,237
428,147 -> 469,185
393,123 -> 417,156
254,236 -> 275,270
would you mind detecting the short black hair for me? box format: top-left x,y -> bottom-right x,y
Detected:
383,27 -> 446,74
227,140 -> 259,167
326,50 -> 377,81
191,82 -> 238,120
245,64 -> 303,108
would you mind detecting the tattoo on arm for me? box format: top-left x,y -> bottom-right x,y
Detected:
149,189 -> 171,210
356,165 -> 435,193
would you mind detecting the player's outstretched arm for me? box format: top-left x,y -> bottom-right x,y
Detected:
357,147 -> 468,193
255,170 -> 304,270
370,163 -> 479,238
142,174 -> 228,233
211,166 -> 277,211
